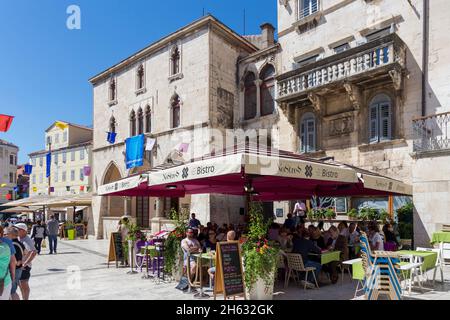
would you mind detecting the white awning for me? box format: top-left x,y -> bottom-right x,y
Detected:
98,174 -> 149,196
357,173 -> 413,196
148,153 -> 243,186
243,154 -> 358,183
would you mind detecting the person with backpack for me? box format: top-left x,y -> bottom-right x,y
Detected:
31,220 -> 47,255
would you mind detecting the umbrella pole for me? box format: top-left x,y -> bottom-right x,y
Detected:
73,206 -> 76,223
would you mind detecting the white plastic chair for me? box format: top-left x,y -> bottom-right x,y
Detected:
416,247 -> 444,285
398,254 -> 423,295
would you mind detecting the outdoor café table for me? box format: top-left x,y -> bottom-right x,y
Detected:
309,250 -> 341,265
140,245 -> 156,275
397,250 -> 437,274
431,231 -> 450,244
192,252 -> 215,298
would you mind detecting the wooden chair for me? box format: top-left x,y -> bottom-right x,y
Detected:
285,253 -> 319,290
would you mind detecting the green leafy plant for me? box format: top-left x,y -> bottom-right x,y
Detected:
163,207 -> 189,274
378,209 -> 389,223
397,202 -> 413,239
64,221 -> 75,230
306,209 -> 316,220
315,208 -> 327,220
325,208 -> 336,219
242,202 -> 280,293
347,208 -> 358,219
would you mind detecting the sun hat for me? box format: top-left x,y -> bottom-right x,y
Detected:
14,223 -> 28,231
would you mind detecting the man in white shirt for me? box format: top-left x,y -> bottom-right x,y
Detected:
14,223 -> 36,301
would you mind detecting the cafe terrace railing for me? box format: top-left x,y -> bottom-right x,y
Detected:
413,111 -> 450,153
277,37 -> 399,100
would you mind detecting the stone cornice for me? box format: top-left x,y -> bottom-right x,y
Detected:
89,15 -> 258,85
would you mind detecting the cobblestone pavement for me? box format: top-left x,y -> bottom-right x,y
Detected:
27,239 -> 450,300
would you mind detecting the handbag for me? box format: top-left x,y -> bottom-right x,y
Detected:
42,239 -> 47,249
175,276 -> 189,291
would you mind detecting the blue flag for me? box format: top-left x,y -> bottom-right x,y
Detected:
24,164 -> 33,175
125,134 -> 145,169
46,152 -> 51,178
107,132 -> 117,144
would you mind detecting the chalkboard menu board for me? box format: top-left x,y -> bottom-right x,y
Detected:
107,232 -> 124,268
214,241 -> 245,299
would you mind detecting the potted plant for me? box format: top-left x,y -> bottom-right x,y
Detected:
347,208 -> 358,219
397,202 -> 413,248
163,208 -> 189,279
306,209 -> 316,221
325,208 -> 336,219
378,209 -> 389,223
242,202 -> 280,300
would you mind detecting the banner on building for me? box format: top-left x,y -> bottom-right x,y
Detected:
125,134 -> 145,169
46,152 -> 51,178
24,164 -> 33,175
107,132 -> 117,144
145,138 -> 156,151
83,166 -> 91,176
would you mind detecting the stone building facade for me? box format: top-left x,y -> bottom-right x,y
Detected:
272,0 -> 449,245
0,139 -> 18,204
90,16 -> 270,239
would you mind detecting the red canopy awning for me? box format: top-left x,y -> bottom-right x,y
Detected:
98,145 -> 412,200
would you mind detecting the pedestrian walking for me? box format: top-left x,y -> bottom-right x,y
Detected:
31,221 -> 47,255
6,227 -> 25,300
46,215 -> 59,254
0,225 -> 16,301
14,223 -> 36,301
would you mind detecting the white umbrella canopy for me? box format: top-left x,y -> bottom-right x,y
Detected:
0,206 -> 37,213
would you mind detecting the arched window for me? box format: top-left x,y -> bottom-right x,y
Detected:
244,72 -> 257,120
171,46 -> 180,76
369,94 -> 392,143
171,94 -> 181,128
136,64 -> 145,90
130,110 -> 136,136
260,65 -> 275,116
137,108 -> 144,134
300,112 -> 316,153
109,116 -> 116,133
109,78 -> 116,101
145,105 -> 151,133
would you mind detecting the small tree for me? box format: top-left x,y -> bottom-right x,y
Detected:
242,202 -> 280,293
163,207 -> 189,274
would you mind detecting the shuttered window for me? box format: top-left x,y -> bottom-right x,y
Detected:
369,95 -> 392,143
300,112 -> 316,153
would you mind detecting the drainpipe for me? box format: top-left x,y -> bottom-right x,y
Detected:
421,0 -> 429,117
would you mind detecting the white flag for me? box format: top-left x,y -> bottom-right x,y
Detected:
146,138 -> 156,151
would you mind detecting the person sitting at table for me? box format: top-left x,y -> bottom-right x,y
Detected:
216,228 -> 227,242
368,221 -> 384,251
338,222 -> 349,239
382,223 -> 399,251
181,228 -> 202,281
197,226 -> 208,245
207,231 -> 236,282
278,228 -> 293,254
268,223 -> 281,242
283,214 -> 296,231
291,229 -> 322,287
310,226 -> 327,250
203,230 -> 217,252
348,223 -> 360,245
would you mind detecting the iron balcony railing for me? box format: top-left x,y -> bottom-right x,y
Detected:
413,111 -> 450,153
277,36 -> 401,100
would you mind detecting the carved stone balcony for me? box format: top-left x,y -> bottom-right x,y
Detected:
413,112 -> 450,154
276,33 -> 406,103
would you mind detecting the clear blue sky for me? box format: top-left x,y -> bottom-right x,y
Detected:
0,0 -> 277,163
